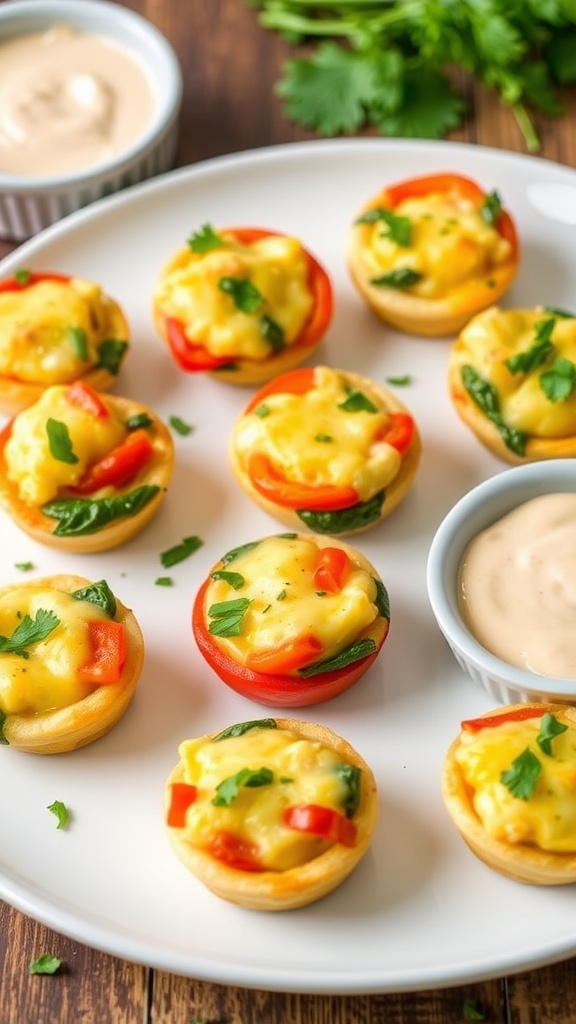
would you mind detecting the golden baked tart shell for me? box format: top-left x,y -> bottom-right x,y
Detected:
443,703 -> 576,886
0,393 -> 174,553
0,291 -> 130,417
229,370 -> 422,535
2,574 -> 145,755
165,718 -> 378,910
346,200 -> 519,338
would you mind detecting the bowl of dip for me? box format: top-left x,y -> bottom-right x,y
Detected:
427,459 -> 576,705
0,0 -> 182,240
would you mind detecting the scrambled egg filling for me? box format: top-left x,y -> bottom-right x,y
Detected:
179,725 -> 355,870
232,366 -> 401,501
4,384 -> 126,504
155,232 -> 314,359
0,277 -> 121,384
360,192 -> 512,300
205,534 -> 379,664
458,307 -> 576,438
0,584 -> 110,715
456,716 -> 576,852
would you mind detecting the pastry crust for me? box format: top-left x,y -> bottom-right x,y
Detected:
448,306 -> 576,464
347,177 -> 519,338
0,392 -> 174,552
443,703 -> 576,885
153,229 -> 333,386
0,276 -> 130,416
1,574 -> 144,754
165,717 -> 378,910
229,368 -> 421,535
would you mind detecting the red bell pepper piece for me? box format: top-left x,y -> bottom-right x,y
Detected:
243,367 -> 317,414
165,316 -> 236,371
0,271 -> 71,293
206,829 -> 263,871
78,620 -> 126,684
247,452 -> 359,511
71,429 -> 154,495
283,804 -> 357,847
66,380 -> 110,419
374,412 -> 415,456
313,547 -> 352,593
244,634 -> 324,675
461,707 -> 546,734
166,782 -> 198,828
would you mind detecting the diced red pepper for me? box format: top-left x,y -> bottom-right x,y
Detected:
313,547 -> 352,593
283,804 -> 357,847
0,271 -> 71,293
206,829 -> 264,871
71,429 -> 154,494
66,380 -> 110,419
244,634 -> 323,675
374,412 -> 415,456
78,620 -> 126,684
166,782 -> 198,828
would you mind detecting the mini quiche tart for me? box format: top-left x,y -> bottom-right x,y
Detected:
443,703 -> 576,886
165,717 -> 378,910
347,172 -> 519,337
229,365 -> 421,535
192,532 -> 390,707
152,224 -> 333,386
0,575 -> 144,754
0,380 -> 174,552
0,270 -> 130,415
448,305 -> 576,463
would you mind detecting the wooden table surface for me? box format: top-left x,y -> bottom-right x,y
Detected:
2,2 -> 576,1022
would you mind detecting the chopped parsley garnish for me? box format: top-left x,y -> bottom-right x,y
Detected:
540,357 -> 576,402
125,412 -> 153,431
299,637 -> 377,677
315,433 -> 333,442
336,762 -> 361,817
168,415 -> 193,436
218,276 -> 263,313
260,314 -> 285,351
212,719 -> 277,741
505,317 -> 556,374
221,540 -> 261,564
386,374 -> 412,386
500,747 -> 542,800
461,365 -> 526,456
97,338 -> 128,375
14,561 -> 34,572
47,800 -> 69,830
68,326 -> 88,361
188,223 -> 224,252
14,268 -> 31,285
254,403 -> 270,418
463,999 -> 486,1022
370,267 -> 422,289
29,954 -> 63,976
212,766 -> 274,806
337,389 -> 378,413
480,190 -> 502,226
207,597 -> 251,637
356,207 -> 412,246
160,535 -> 203,568
155,576 -> 173,587
210,569 -> 245,590
276,589 -> 287,601
0,608 -> 60,659
46,418 -> 78,464
537,713 -> 568,756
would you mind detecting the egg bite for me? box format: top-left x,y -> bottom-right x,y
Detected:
443,703 -> 576,885
0,270 -> 130,415
448,304 -> 576,463
0,574 -> 144,754
229,365 -> 421,535
0,381 -> 174,552
165,717 -> 378,909
153,225 -> 333,385
347,172 -> 519,337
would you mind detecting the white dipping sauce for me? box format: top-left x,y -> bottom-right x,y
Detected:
459,492 -> 576,679
0,25 -> 155,176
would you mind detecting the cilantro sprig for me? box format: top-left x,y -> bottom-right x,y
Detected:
249,1 -> 576,152
0,608 -> 60,659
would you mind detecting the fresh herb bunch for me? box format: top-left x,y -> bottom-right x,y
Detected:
246,0 -> 576,151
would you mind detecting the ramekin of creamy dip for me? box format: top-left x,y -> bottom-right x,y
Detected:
427,459 -> 576,706
0,0 -> 182,240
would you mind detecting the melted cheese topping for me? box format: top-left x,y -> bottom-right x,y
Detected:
179,725 -> 354,869
0,277 -> 123,384
0,583 -> 110,714
457,307 -> 576,437
232,366 -> 401,501
359,192 -> 511,300
4,384 -> 126,504
205,534 -> 379,664
155,232 -> 314,360
456,716 -> 576,852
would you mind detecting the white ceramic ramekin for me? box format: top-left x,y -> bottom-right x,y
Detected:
427,460 -> 576,705
0,0 -> 182,241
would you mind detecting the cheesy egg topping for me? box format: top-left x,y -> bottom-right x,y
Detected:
0,276 -> 128,384
4,384 -> 126,504
232,366 -> 401,501
357,191 -> 512,301
175,721 -> 360,869
0,581 -> 116,715
154,229 -> 314,360
204,534 -> 382,666
456,714 -> 576,852
454,307 -> 576,441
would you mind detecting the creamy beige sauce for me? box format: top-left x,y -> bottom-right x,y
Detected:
459,493 -> 576,678
0,25 -> 155,176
